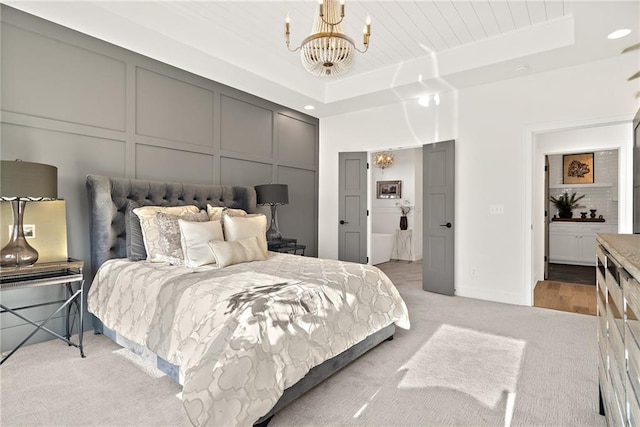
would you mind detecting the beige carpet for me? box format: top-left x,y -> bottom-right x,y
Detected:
1,279 -> 605,427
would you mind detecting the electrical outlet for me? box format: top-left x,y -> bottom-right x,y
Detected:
471,267 -> 477,276
489,205 -> 505,215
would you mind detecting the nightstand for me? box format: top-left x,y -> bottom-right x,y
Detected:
268,238 -> 306,256
0,258 -> 85,364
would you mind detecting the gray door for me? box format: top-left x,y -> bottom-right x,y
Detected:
423,140 -> 455,295
338,152 -> 368,263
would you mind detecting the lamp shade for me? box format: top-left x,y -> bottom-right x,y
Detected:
1,160 -> 57,200
255,184 -> 289,205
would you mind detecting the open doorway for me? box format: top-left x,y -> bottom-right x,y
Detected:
368,140 -> 455,297
533,123 -> 629,315
546,149 -> 619,286
368,146 -> 423,267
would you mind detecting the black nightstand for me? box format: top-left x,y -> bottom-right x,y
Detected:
268,238 -> 306,256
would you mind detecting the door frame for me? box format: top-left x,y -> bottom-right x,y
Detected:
525,114 -> 634,306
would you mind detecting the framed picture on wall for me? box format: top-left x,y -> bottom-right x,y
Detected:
563,152 -> 594,184
377,180 -> 402,199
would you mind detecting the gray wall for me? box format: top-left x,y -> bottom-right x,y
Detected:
0,5 -> 319,352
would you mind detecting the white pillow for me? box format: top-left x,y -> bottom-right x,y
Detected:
222,214 -> 268,257
133,205 -> 200,262
206,204 -> 226,221
179,220 -> 224,267
207,236 -> 266,268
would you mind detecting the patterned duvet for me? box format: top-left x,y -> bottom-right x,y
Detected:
88,253 -> 410,426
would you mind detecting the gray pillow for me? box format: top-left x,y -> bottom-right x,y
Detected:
124,200 -> 147,261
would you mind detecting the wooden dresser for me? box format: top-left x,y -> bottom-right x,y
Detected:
596,233 -> 640,425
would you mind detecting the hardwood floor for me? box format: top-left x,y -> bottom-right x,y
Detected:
375,260 -> 422,287
533,280 -> 597,316
548,263 -> 596,286
376,260 -> 596,316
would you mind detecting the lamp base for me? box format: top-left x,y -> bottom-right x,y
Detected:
266,204 -> 282,242
0,200 -> 39,268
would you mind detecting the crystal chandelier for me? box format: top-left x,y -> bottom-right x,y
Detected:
285,0 -> 371,77
373,152 -> 394,170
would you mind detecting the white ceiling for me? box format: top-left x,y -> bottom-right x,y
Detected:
5,1 -> 640,117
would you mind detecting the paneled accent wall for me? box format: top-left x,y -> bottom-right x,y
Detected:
0,5 -> 318,352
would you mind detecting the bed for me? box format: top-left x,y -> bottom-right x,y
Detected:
85,174 -> 410,426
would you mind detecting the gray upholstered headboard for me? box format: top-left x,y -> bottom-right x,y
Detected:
86,175 -> 257,275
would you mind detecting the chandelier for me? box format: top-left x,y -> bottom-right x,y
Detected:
373,152 -> 394,170
285,0 -> 371,77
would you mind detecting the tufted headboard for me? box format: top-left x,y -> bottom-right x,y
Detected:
86,174 -> 257,276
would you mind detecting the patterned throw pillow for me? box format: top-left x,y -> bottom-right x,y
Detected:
222,214 -> 268,258
153,211 -> 209,264
179,219 -> 224,267
207,236 -> 266,268
133,205 -> 200,263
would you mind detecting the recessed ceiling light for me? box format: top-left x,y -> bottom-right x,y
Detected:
608,29 -> 631,40
304,105 -> 315,110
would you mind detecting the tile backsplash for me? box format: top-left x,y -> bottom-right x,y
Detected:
548,150 -> 618,224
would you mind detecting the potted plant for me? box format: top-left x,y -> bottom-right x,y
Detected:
549,191 -> 585,219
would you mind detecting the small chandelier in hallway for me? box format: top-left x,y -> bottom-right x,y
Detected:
373,151 -> 394,170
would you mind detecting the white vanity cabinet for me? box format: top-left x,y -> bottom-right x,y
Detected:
549,222 -> 616,265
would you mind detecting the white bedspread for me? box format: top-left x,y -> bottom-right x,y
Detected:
88,253 -> 410,426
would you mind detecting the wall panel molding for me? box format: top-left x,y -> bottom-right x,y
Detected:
2,22 -> 127,132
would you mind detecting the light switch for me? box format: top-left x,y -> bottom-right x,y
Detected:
489,205 -> 505,215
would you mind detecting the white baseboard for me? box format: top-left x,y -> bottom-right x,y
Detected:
455,285 -> 527,306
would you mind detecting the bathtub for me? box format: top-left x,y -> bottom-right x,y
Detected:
371,233 -> 394,265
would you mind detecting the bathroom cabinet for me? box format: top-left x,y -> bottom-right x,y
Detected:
549,222 -> 616,265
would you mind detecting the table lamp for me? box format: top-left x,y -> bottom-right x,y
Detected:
255,184 -> 289,241
1,160 -> 58,267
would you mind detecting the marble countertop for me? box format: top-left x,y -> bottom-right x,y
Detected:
596,234 -> 640,281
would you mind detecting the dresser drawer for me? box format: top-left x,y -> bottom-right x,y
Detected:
627,336 -> 640,405
609,358 -> 626,427
626,297 -> 640,353
608,308 -> 626,377
607,289 -> 625,343
598,294 -> 607,337
628,376 -> 640,427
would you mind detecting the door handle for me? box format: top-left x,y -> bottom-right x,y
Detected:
340,220 -> 349,225
440,222 -> 452,228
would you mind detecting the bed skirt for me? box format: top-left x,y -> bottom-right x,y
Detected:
93,319 -> 395,425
